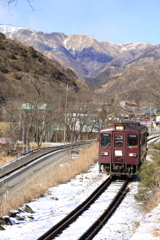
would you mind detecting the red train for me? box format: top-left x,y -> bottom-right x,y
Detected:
98,121 -> 148,177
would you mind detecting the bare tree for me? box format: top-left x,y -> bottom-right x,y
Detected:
3,100 -> 20,139
2,0 -> 32,6
21,77 -> 61,147
3,76 -> 60,147
0,0 -> 35,11
145,64 -> 160,108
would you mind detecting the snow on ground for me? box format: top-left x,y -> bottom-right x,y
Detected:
0,143 -> 160,239
130,204 -> 160,240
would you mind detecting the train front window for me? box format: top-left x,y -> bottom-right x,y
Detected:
101,134 -> 111,147
115,136 -> 123,147
128,135 -> 138,147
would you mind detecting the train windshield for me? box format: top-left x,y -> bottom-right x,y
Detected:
127,134 -> 138,147
101,133 -> 111,147
115,135 -> 123,147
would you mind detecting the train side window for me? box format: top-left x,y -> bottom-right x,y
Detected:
101,134 -> 111,147
128,135 -> 138,147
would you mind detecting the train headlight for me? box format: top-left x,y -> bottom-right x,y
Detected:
115,125 -> 124,131
129,153 -> 137,157
101,152 -> 109,156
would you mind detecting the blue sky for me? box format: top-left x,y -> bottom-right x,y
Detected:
0,0 -> 160,45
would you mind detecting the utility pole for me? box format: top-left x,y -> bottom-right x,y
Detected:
150,102 -> 152,133
64,82 -> 68,142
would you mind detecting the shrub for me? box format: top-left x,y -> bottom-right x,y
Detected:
135,143 -> 160,206
134,187 -> 151,203
13,73 -> 21,80
28,46 -> 37,58
19,50 -> 26,58
149,142 -> 160,150
0,65 -> 8,73
0,43 -> 5,50
10,63 -> 21,71
7,53 -> 16,60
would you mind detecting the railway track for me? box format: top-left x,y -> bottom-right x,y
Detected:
37,177 -> 129,240
0,140 -> 95,201
2,134 -> 158,238
147,131 -> 160,140
147,135 -> 160,144
78,179 -> 129,240
0,140 -> 94,179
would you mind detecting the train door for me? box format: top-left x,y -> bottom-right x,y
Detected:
113,133 -> 125,163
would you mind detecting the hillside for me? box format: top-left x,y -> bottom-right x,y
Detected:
85,44 -> 160,87
94,60 -> 160,101
0,32 -> 87,106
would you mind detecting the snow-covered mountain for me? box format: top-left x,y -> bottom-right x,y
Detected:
0,24 -> 160,86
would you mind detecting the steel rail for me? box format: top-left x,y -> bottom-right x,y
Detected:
147,134 -> 160,143
36,135 -> 158,240
78,179 -> 130,240
0,140 -> 94,179
37,177 -> 113,240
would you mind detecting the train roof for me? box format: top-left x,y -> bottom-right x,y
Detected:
99,121 -> 147,133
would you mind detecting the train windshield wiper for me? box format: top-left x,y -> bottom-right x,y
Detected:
105,142 -> 110,148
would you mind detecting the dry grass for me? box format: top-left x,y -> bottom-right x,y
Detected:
0,142 -> 51,166
144,187 -> 160,212
0,199 -> 14,217
0,122 -> 10,135
0,143 -> 98,216
139,168 -> 160,212
153,230 -> 160,238
0,155 -> 16,166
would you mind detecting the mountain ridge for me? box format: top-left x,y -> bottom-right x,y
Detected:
0,24 -> 156,86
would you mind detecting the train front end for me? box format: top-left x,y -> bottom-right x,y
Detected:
98,122 -> 141,177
